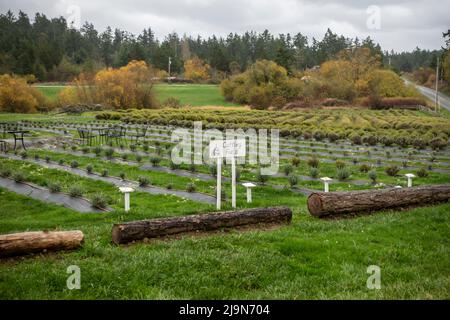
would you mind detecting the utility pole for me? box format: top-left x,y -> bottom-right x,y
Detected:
168,56 -> 172,84
168,56 -> 172,77
435,57 -> 439,112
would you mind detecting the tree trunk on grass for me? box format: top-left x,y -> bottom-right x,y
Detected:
112,206 -> 292,244
0,230 -> 84,258
307,185 -> 450,218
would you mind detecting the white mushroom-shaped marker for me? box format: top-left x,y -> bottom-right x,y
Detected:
119,186 -> 135,212
242,182 -> 256,203
320,177 -> 332,192
405,173 -> 415,188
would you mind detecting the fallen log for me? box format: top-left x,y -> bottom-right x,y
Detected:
307,184 -> 450,218
112,206 -> 292,244
0,230 -> 84,258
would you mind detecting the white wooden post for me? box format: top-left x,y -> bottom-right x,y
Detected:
242,182 -> 256,203
320,177 -> 332,193
231,156 -> 236,208
119,187 -> 134,212
216,157 -> 222,210
405,173 -> 415,188
124,193 -> 130,211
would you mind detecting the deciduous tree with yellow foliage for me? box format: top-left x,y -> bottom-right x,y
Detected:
0,74 -> 51,113
58,60 -> 157,109
184,57 -> 211,81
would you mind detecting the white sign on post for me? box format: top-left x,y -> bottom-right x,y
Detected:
209,139 -> 246,159
209,139 -> 246,209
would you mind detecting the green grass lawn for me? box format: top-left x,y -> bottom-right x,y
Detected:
154,84 -> 240,107
34,84 -> 241,107
34,86 -> 67,102
0,186 -> 448,299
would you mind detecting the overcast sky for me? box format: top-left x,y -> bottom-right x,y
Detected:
1,0 -> 449,52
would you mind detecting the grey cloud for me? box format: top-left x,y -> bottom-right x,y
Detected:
0,0 -> 448,51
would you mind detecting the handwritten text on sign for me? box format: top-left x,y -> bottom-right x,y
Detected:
209,139 -> 246,159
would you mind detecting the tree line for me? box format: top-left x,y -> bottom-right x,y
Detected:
1,10 -> 446,82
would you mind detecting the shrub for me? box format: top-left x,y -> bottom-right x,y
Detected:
416,167 -> 429,178
335,160 -> 346,169
189,163 -> 196,172
101,169 -> 108,177
20,151 -> 28,159
45,156 -> 51,163
430,138 -> 447,150
138,176 -> 150,187
359,164 -> 370,173
256,168 -> 269,184
149,156 -> 161,166
69,186 -> 83,198
365,97 -> 426,108
86,164 -> 93,174
59,60 -> 157,109
162,97 -> 182,108
166,183 -> 173,190
385,165 -> 400,177
309,167 -> 319,178
119,172 -> 126,180
220,60 -> 298,109
209,164 -> 217,177
0,74 -> 52,113
71,145 -> 77,152
291,157 -> 300,167
186,182 -> 196,193
58,159 -> 64,165
169,160 -> 180,170
135,154 -> 143,163
0,168 -> 12,177
130,144 -> 137,152
307,157 -> 319,168
48,182 -> 62,193
93,146 -> 102,156
368,170 -> 377,183
288,174 -> 298,188
70,160 -> 79,168
13,172 -> 26,183
104,148 -> 114,159
81,146 -> 90,154
283,164 -> 294,176
235,167 -> 241,182
351,135 -> 362,145
121,153 -> 129,161
336,168 -> 350,181
91,194 -> 108,209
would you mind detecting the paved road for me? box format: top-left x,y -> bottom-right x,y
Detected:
405,79 -> 450,111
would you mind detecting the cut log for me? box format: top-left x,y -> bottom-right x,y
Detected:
0,230 -> 84,258
112,206 -> 292,244
307,184 -> 450,218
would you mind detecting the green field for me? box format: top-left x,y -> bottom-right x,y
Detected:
35,84 -> 240,107
154,84 -> 240,107
1,184 -> 449,299
0,111 -> 449,299
34,86 -> 66,102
